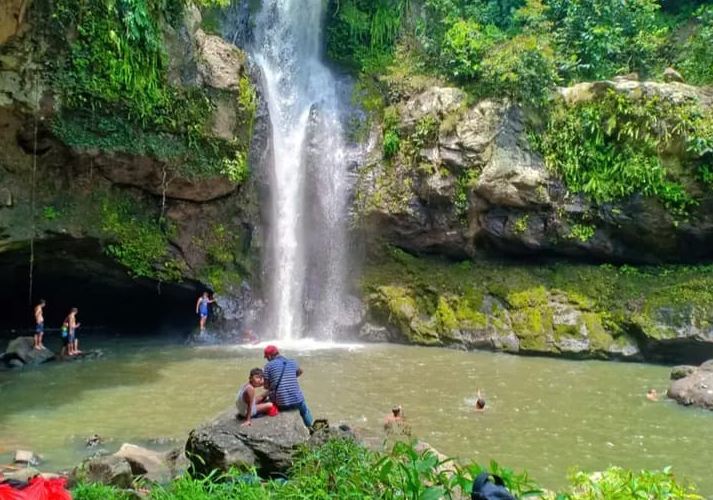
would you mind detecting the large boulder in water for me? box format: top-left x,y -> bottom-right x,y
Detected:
114,443 -> 173,484
3,337 -> 54,366
668,360 -> 713,410
185,409 -> 310,476
70,455 -> 133,488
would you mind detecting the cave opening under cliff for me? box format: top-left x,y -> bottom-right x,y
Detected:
0,237 -> 201,339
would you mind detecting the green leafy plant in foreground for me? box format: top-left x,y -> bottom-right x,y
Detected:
72,440 -> 702,499
562,466 -> 703,499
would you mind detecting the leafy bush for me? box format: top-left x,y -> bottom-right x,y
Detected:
441,19 -> 503,80
564,466 -> 702,499
478,34 -> 559,105
325,0 -> 409,73
546,0 -> 668,80
678,6 -> 713,85
532,90 -> 713,212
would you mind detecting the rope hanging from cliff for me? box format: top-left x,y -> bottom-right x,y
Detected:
27,5 -> 40,306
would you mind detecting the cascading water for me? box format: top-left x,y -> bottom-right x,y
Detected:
251,0 -> 353,341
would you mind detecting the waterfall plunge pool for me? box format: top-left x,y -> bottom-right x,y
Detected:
1,336 -> 711,493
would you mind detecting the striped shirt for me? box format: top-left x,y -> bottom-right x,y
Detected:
264,356 -> 304,407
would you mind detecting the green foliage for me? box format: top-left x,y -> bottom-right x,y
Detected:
532,90 -> 713,212
100,194 -> 185,282
325,0 -> 411,73
237,75 -> 258,139
678,6 -> 713,85
454,169 -> 479,219
567,223 -> 596,242
441,19 -> 503,80
514,214 -> 530,234
194,224 -> 249,293
547,0 -> 668,80
48,0 -> 249,180
72,482 -> 132,500
382,106 -> 402,159
563,466 -> 702,499
220,151 -> 249,184
42,205 -> 60,221
477,34 -> 559,105
72,439 -> 703,499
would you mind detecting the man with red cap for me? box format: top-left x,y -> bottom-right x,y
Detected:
263,345 -> 313,427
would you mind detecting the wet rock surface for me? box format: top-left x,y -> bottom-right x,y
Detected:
114,443 -> 174,484
1,337 -> 54,367
185,409 -> 310,477
357,80 -> 713,264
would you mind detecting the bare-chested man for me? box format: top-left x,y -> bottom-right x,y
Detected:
33,299 -> 46,350
63,308 -> 81,356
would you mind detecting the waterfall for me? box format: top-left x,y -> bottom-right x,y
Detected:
251,0 -> 352,341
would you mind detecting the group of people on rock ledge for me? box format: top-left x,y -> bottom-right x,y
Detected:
32,299 -> 82,357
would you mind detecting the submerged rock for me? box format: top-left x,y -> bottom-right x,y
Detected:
185,409 -> 310,476
668,360 -> 713,410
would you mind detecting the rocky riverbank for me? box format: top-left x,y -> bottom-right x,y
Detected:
360,250 -> 713,363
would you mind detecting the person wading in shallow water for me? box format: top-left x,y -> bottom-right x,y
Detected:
263,345 -> 314,427
33,299 -> 46,350
195,292 -> 215,333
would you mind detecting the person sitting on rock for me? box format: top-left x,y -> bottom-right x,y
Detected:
237,368 -> 274,427
263,345 -> 314,428
33,299 -> 46,351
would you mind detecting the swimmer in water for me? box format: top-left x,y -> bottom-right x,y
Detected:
646,388 -> 659,401
474,390 -> 486,412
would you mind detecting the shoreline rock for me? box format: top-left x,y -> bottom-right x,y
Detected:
185,409 -> 310,477
667,360 -> 713,410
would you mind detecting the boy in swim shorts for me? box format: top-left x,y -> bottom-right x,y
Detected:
33,299 -> 46,350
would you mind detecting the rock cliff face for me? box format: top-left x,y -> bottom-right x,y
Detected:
0,2 -> 263,325
357,80 -> 713,264
357,78 -> 713,362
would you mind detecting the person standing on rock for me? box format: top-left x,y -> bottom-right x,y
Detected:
195,292 -> 215,333
64,308 -> 81,356
263,345 -> 314,427
33,299 -> 46,350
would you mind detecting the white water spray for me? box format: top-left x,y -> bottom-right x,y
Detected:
252,0 -> 352,340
